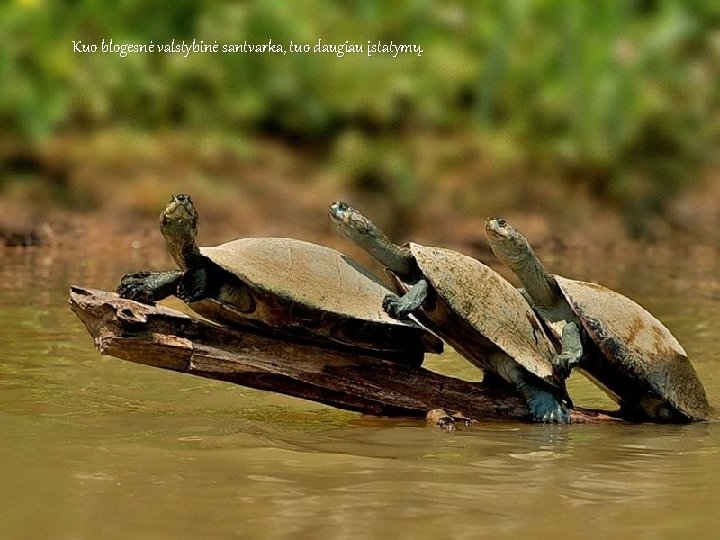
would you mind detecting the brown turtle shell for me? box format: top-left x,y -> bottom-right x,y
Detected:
554,275 -> 709,420
389,243 -> 567,394
187,237 -> 442,364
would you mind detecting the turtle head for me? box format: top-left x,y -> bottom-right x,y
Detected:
484,218 -> 533,268
328,201 -> 376,242
160,194 -> 199,242
159,194 -> 201,268
329,201 -> 414,274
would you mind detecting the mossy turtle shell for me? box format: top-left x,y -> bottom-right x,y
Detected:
404,243 -> 564,391
192,237 -> 442,358
554,276 -> 709,420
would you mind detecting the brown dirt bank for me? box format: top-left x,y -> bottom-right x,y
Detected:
2,131 -> 719,265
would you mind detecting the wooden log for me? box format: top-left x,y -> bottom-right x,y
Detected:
68,286 -> 622,423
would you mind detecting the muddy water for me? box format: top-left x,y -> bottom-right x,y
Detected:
1,244 -> 719,538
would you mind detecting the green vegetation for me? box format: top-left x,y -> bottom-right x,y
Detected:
1,0 -> 719,234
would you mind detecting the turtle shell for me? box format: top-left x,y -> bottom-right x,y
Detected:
554,275 -> 709,420
191,238 -> 442,361
391,243 -> 565,391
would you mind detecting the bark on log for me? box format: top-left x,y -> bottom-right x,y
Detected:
68,286 -> 622,424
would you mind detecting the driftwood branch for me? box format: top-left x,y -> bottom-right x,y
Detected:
68,287 -> 622,424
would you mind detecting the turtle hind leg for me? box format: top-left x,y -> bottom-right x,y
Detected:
517,380 -> 571,424
117,270 -> 183,303
492,352 -> 571,424
383,279 -> 429,319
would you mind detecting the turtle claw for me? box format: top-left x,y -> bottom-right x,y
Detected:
516,381 -> 571,424
177,282 -> 201,303
382,293 -> 411,319
436,415 -> 458,430
117,270 -> 182,303
383,280 -> 428,320
426,409 -> 476,430
117,272 -> 158,303
527,393 -> 571,424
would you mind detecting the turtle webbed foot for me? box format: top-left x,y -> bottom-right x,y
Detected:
527,393 -> 571,424
517,381 -> 571,424
117,271 -> 180,303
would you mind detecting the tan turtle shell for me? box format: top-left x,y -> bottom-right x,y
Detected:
389,243 -> 567,394
554,276 -> 709,420
187,237 -> 442,363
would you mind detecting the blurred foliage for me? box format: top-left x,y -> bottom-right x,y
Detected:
1,0 -> 719,234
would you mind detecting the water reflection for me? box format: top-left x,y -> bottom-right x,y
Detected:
1,246 -> 720,537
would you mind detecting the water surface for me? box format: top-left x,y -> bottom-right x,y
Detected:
1,244 -> 719,538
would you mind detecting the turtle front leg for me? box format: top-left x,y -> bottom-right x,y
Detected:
179,265 -> 255,312
383,279 -> 429,319
552,322 -> 584,379
117,270 -> 183,303
178,265 -> 217,302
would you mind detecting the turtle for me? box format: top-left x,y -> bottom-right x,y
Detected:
117,194 -> 443,366
329,201 -> 576,423
484,217 -> 710,422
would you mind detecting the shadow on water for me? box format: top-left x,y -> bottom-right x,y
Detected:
2,245 -> 720,537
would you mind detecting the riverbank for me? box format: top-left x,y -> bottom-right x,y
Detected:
2,131 -> 719,261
